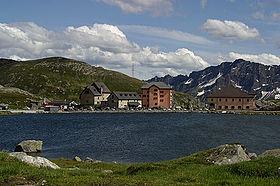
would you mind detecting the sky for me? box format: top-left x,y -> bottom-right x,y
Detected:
0,0 -> 280,80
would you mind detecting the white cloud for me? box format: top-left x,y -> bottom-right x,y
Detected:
202,19 -> 261,41
0,22 -> 210,79
119,25 -> 213,45
229,52 -> 280,65
96,0 -> 173,16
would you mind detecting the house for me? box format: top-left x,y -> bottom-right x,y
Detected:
141,82 -> 174,108
47,100 -> 77,111
207,86 -> 255,110
106,92 -> 142,108
80,82 -> 111,105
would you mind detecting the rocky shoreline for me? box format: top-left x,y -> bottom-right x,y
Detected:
5,140 -> 280,174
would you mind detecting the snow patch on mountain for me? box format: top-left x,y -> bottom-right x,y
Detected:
199,72 -> 222,88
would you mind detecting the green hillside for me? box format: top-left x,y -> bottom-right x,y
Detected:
0,57 -> 145,102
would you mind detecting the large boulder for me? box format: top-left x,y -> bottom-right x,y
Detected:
15,140 -> 43,153
206,143 -> 254,165
9,152 -> 60,169
259,149 -> 280,158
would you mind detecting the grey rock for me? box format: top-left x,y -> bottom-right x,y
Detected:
73,156 -> 82,162
85,157 -> 102,163
15,140 -> 43,153
206,143 -> 251,165
259,149 -> 280,158
9,152 -> 60,169
248,153 -> 258,160
102,170 -> 113,174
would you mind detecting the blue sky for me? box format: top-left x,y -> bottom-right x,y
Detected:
0,0 -> 280,79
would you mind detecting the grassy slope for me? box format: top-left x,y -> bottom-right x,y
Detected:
0,57 -> 145,102
0,151 -> 280,185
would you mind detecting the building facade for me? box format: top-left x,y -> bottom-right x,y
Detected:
141,82 -> 174,108
207,86 -> 255,110
80,82 -> 111,105
106,92 -> 142,108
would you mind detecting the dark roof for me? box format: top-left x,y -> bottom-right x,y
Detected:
87,86 -> 101,96
92,82 -> 111,93
141,82 -> 173,89
207,86 -> 255,98
112,92 -> 141,100
49,100 -> 71,106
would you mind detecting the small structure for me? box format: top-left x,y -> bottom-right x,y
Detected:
141,82 -> 174,108
48,100 -> 72,111
106,92 -> 142,108
207,86 -> 255,110
80,82 -> 111,105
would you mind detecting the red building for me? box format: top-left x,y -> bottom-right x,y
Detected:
141,82 -> 174,108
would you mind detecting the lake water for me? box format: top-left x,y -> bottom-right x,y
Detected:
0,113 -> 279,163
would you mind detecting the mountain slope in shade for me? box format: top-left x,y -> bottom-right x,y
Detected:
0,57 -> 145,102
148,59 -> 280,100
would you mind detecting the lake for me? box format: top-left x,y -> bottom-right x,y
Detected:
0,113 -> 279,163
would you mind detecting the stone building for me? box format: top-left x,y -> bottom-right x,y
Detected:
106,92 -> 142,108
141,82 -> 174,108
80,82 -> 111,105
207,86 -> 255,110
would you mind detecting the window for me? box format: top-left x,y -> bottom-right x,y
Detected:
154,89 -> 158,91
143,95 -> 146,97
160,95 -> 164,97
225,106 -> 228,109
218,106 -> 222,109
125,94 -> 127,96
238,106 -> 242,109
134,94 -> 136,96
211,99 -> 213,101
231,106 -> 235,109
160,91 -> 164,93
225,99 -> 228,102
239,99 -> 241,102
155,103 -> 158,105
85,90 -> 89,94
246,106 -> 250,109
154,93 -> 158,96
153,97 -> 158,100
86,100 -> 89,103
247,99 -> 249,102
160,99 -> 164,102
232,99 -> 234,102
219,98 -> 221,102
120,94 -> 123,96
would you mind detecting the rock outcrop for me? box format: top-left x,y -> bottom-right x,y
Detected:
85,157 -> 102,163
15,140 -> 43,153
9,152 -> 60,169
206,143 -> 255,165
259,149 -> 280,158
73,156 -> 82,162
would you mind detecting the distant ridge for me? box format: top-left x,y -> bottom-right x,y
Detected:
148,59 -> 280,100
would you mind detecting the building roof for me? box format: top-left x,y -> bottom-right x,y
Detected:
112,92 -> 141,100
207,86 -> 255,98
141,82 -> 173,89
87,86 -> 102,96
92,82 -> 111,93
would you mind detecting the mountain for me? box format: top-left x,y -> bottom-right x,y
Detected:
0,57 -> 145,102
148,59 -> 280,100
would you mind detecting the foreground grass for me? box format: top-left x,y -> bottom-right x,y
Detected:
0,152 -> 280,185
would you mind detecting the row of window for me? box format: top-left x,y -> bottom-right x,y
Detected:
218,105 -> 250,109
143,94 -> 165,97
211,98 -> 251,102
